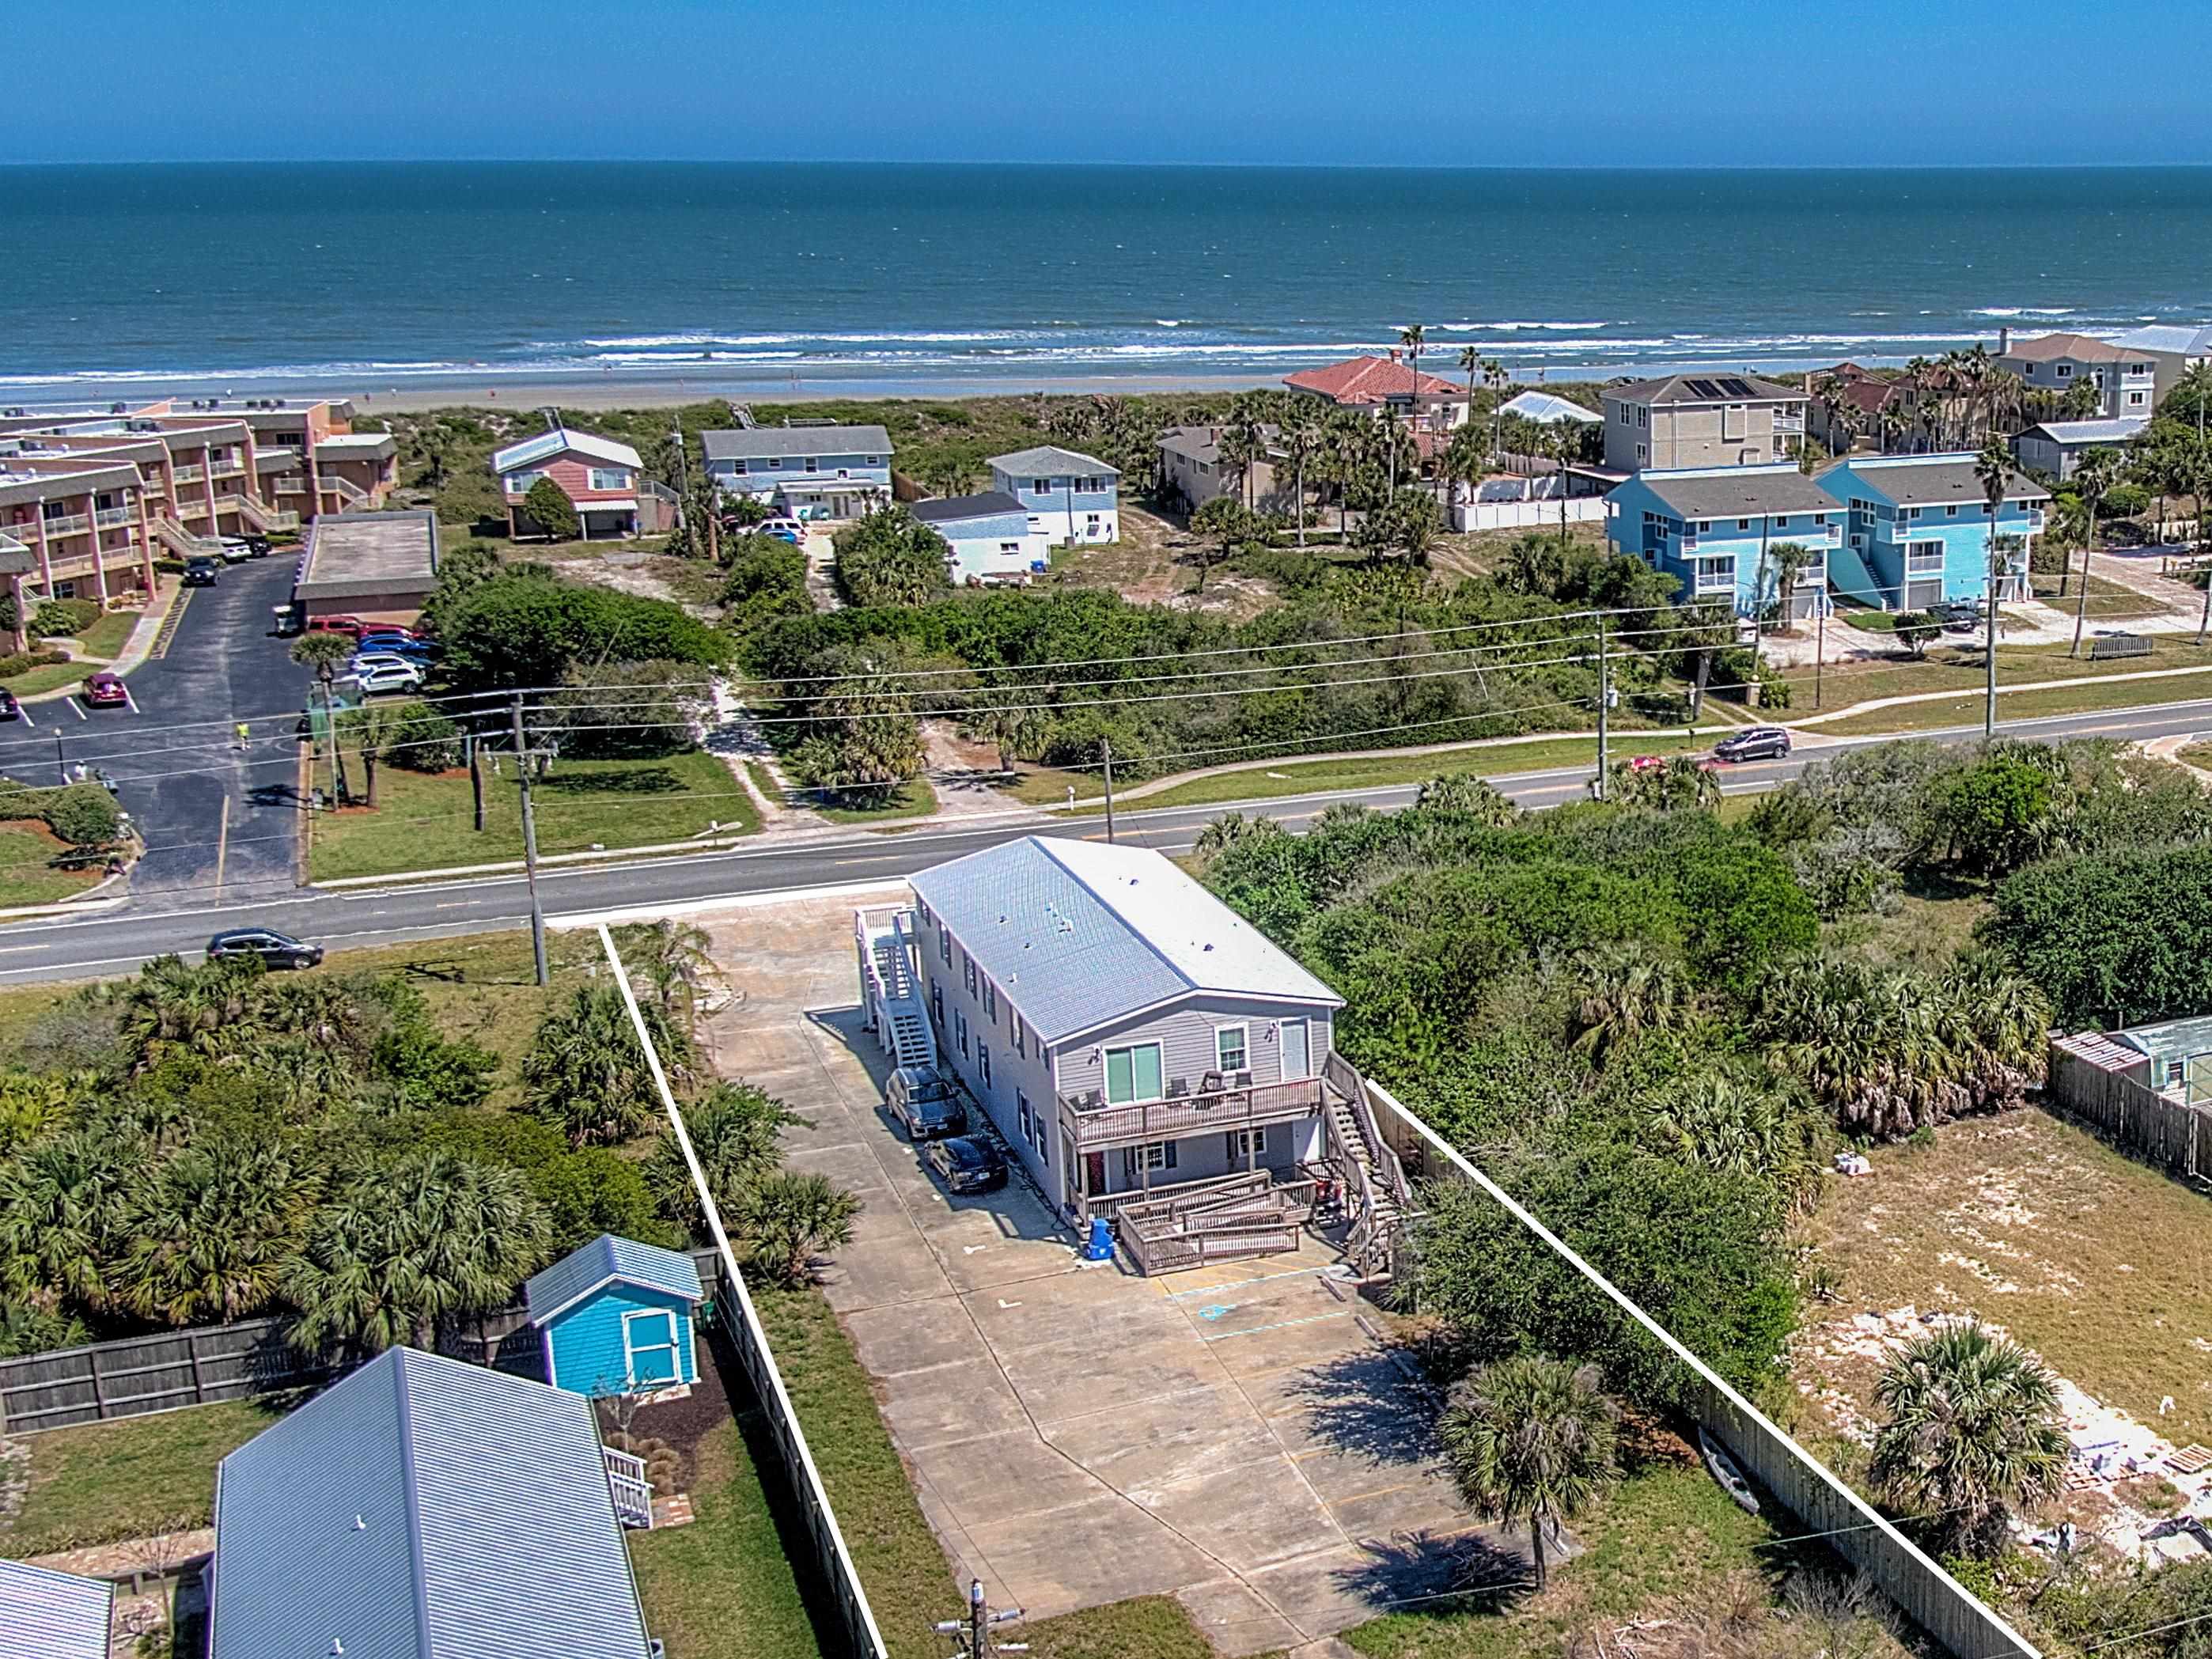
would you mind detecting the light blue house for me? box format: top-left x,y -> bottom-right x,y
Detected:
1815,453 -> 2049,612
911,491 -> 1048,585
987,445 -> 1119,546
210,1347 -> 657,1659
525,1232 -> 704,1397
0,1559 -> 112,1659
703,424 -> 894,521
1603,463 -> 1840,619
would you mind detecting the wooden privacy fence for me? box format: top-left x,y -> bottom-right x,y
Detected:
1354,1070 -> 2041,1659
0,1247 -> 725,1437
2046,1043 -> 2208,1181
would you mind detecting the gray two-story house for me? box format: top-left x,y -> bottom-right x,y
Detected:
986,445 -> 1119,545
701,424 -> 893,521
1603,373 -> 1806,473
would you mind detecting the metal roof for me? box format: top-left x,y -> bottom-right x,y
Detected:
1499,390 -> 1600,425
210,1347 -> 653,1659
700,425 -> 892,460
0,1559 -> 114,1659
316,433 -> 398,459
910,491 -> 1025,525
987,444 -> 1118,477
1627,464 -> 1841,521
2112,323 -> 2212,358
2020,416 -> 2148,445
491,425 -> 643,474
526,1233 -> 705,1325
1820,453 -> 2051,508
908,835 -> 1342,1045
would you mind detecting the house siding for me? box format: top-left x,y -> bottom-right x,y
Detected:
542,1282 -> 698,1396
923,507 -> 1049,583
707,450 -> 892,517
1604,399 -> 1802,472
1819,460 -> 2044,610
988,464 -> 1119,545
1603,475 -> 1838,619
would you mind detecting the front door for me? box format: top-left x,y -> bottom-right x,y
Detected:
1280,1018 -> 1311,1081
1085,1151 -> 1108,1201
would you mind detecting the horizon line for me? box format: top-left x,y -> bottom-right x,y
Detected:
6,157 -> 2212,172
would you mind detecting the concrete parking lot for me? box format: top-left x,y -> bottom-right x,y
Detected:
0,557 -> 312,903
700,892 -> 1487,1655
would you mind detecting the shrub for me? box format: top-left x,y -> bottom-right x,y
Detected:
44,782 -> 123,847
382,700 -> 464,773
2102,481 -> 2150,517
1755,670 -> 1793,710
0,650 -> 72,680
32,598 -> 100,639
521,475 -> 581,542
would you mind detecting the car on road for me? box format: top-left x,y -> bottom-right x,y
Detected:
756,517 -> 808,544
339,662 -> 426,697
206,928 -> 324,971
887,1064 -> 967,1140
1710,726 -> 1793,763
0,688 -> 21,722
184,557 -> 220,587
308,615 -> 366,639
218,536 -> 256,564
1624,754 -> 1668,773
925,1134 -> 1007,1195
82,671 -> 128,708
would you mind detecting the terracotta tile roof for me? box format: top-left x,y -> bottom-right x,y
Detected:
1284,355 -> 1462,405
1826,377 -> 1903,416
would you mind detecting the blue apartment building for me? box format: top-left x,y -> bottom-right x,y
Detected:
1603,463 -> 1839,619
1816,453 -> 2049,611
986,445 -> 1119,545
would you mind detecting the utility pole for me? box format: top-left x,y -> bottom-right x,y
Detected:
1984,540 -> 2000,740
934,1579 -> 1027,1658
53,731 -> 64,786
1593,614 -> 1612,799
511,694 -> 548,987
1100,737 -> 1116,844
467,733 -> 486,831
1814,599 -> 1827,709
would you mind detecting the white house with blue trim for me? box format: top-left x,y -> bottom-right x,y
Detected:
526,1233 -> 705,1398
910,491 -> 1048,585
0,1559 -> 112,1659
209,1346 -> 657,1659
1604,463 -> 1840,619
703,424 -> 894,521
987,445 -> 1119,546
1814,453 -> 2048,612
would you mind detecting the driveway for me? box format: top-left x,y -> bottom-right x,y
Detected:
0,556 -> 312,903
700,895 -> 1490,1655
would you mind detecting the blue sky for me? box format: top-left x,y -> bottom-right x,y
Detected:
6,0 -> 2206,169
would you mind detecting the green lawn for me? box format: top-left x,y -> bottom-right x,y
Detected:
1,663 -> 94,698
1810,665 -> 2212,737
0,822 -> 103,909
1,1400 -> 286,1557
629,1417 -> 824,1659
812,777 -> 938,825
74,610 -> 141,660
309,748 -> 758,881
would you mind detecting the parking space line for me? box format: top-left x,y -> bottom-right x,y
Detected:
1194,1310 -> 1352,1343
66,698 -> 85,722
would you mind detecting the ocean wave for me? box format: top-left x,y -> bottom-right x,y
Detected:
1971,307 -> 2076,319
1434,320 -> 1610,332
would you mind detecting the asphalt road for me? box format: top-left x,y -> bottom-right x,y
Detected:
0,557 -> 311,897
0,693 -> 2207,987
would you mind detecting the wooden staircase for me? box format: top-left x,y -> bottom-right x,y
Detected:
1321,1056 -> 1415,1284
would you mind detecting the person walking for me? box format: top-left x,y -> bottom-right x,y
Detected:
235,720 -> 251,751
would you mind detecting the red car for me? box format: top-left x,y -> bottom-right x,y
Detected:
1625,754 -> 1667,773
308,615 -> 365,639
83,671 -> 128,708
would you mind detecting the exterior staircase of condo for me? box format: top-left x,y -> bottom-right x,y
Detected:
232,493 -> 299,533
150,516 -> 221,559
854,907 -> 937,1072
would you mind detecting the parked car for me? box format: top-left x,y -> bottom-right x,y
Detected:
349,650 -> 422,674
308,615 -> 366,639
1930,601 -> 1981,634
218,536 -> 254,565
357,634 -> 439,661
340,663 -> 426,697
243,534 -> 272,558
82,671 -> 127,708
1625,754 -> 1667,773
925,1135 -> 1007,1196
183,557 -> 220,587
887,1064 -> 967,1140
206,928 -> 324,970
1710,726 -> 1793,763
755,517 -> 807,544
0,688 -> 21,721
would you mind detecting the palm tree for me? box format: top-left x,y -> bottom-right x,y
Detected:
116,1132 -> 320,1324
523,982 -> 694,1148
733,1170 -> 862,1287
337,700 -> 403,809
1413,771 -> 1519,821
1483,359 -> 1513,460
1276,408 -> 1321,547
1459,344 -> 1483,410
1568,940 -> 1693,1064
1975,438 -> 2015,738
646,1081 -> 806,1240
115,953 -> 264,1068
1871,1322 -> 2066,1559
2069,445 -> 2123,656
1438,1356 -> 1619,1590
291,631 -> 357,805
929,456 -> 979,499
614,919 -> 715,1018
1646,1070 -> 1820,1215
1766,540 -> 1813,631
0,1128 -> 137,1313
282,1150 -> 551,1357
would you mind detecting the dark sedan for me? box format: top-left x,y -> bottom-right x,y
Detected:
925,1135 -> 1008,1196
206,928 -> 324,970
1710,726 -> 1793,763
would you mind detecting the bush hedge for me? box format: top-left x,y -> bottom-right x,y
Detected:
0,650 -> 72,680
32,599 -> 100,639
0,775 -> 127,847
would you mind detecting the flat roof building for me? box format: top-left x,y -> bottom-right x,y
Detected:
294,508 -> 440,624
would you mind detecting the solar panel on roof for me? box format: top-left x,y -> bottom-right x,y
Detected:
1682,378 -> 1721,398
1714,377 -> 1758,397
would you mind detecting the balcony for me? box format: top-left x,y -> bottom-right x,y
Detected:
37,513 -> 90,538
94,506 -> 136,528
171,464 -> 206,484
210,459 -> 244,478
1058,1074 -> 1331,1153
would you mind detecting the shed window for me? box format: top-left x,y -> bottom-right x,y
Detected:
622,1308 -> 683,1388
1104,1042 -> 1164,1104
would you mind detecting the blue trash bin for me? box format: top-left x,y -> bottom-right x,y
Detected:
1084,1216 -> 1115,1262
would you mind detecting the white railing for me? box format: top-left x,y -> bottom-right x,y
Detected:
602,1445 -> 653,1529
171,464 -> 205,483
94,506 -> 135,528
37,513 -> 89,537
209,459 -> 244,478
322,473 -> 368,504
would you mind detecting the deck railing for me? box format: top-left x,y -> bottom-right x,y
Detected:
37,513 -> 89,537
94,506 -> 135,528
603,1444 -> 654,1529
171,464 -> 205,483
1058,1074 -> 1328,1150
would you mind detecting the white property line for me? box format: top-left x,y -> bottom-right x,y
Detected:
1366,1073 -> 2041,1659
597,927 -> 892,1659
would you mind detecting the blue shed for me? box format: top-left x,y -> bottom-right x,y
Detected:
526,1233 -> 705,1396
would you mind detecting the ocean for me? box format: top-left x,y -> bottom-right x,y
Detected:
3,161 -> 2210,403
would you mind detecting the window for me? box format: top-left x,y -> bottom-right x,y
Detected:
931,983 -> 943,1026
2056,364 -> 2072,378
1812,513 -> 1828,525
941,927 -> 953,964
804,456 -> 819,473
865,455 -> 881,464
956,1010 -> 969,1058
979,1043 -> 991,1088
1017,1093 -> 1030,1139
2130,363 -> 2152,376
588,468 -> 631,491
1635,443 -> 1648,464
964,956 -> 978,998
2129,391 -> 2147,407
1126,1141 -> 1177,1176
1906,541 -> 1945,574
1032,478 -> 1051,494
1104,1042 -> 1165,1104
1945,505 -> 1958,517
1225,1127 -> 1269,1158
763,457 -> 782,468
729,458 -> 750,475
1636,405 -> 1648,427
506,469 -> 543,494
1215,1025 -> 1248,1074
983,979 -> 996,1021
621,1308 -> 683,1388
1013,1017 -> 1025,1057
1085,514 -> 1101,530
1775,516 -> 1790,528
1737,518 -> 1750,531
999,541 -> 1022,554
